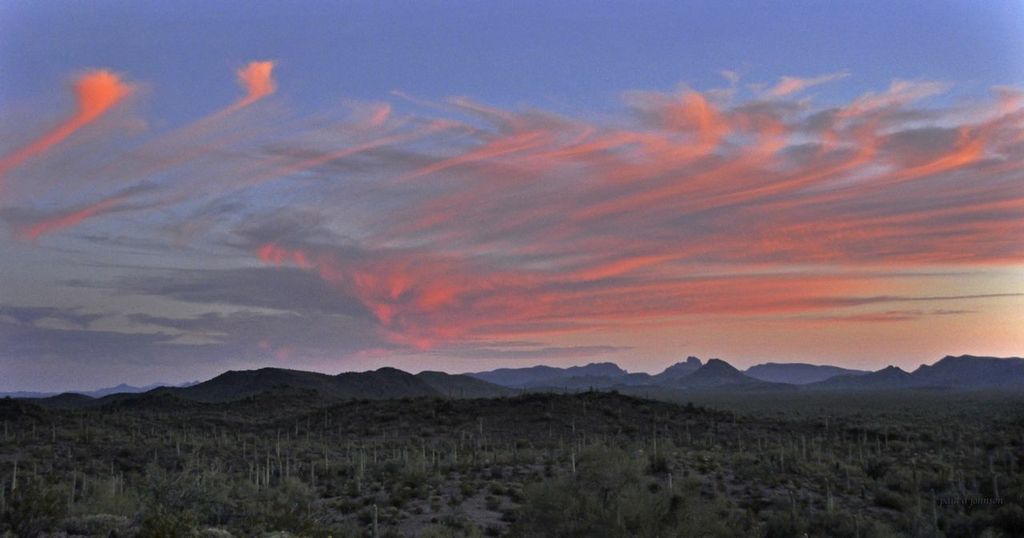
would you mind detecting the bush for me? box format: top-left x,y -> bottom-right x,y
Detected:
873,488 -> 908,511
510,447 -> 750,537
138,506 -> 199,537
2,480 -> 66,536
996,504 -> 1024,535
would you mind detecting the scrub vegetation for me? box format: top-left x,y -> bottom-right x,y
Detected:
1,389 -> 1022,537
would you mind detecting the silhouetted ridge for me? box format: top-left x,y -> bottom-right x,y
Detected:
162,367 -> 508,403
415,371 -> 516,398
30,392 -> 96,409
697,358 -> 739,373
809,365 -> 913,390
11,355 -> 1024,408
468,362 -> 628,388
744,362 -> 867,384
805,356 -> 1024,391
669,358 -> 784,390
911,355 -> 1024,389
652,356 -> 703,382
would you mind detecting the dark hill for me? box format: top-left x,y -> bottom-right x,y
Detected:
809,365 -> 914,390
156,367 -> 507,403
745,363 -> 867,384
468,362 -> 628,388
556,372 -> 656,390
333,367 -> 439,399
911,355 -> 1024,389
652,356 -> 703,383
672,359 -> 784,390
166,367 -> 351,402
415,371 -> 515,398
28,392 -> 97,410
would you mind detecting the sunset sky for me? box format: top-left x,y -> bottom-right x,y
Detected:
1,1 -> 1023,392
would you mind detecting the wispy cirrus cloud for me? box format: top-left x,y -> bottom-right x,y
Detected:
1,68 -> 1021,375
766,70 -> 850,97
207,60 -> 277,120
0,70 -> 134,192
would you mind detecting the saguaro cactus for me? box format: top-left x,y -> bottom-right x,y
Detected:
930,489 -> 938,529
826,481 -> 833,514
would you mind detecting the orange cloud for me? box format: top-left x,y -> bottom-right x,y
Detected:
7,71 -> 1022,356
842,80 -> 948,118
231,60 -> 276,110
0,70 -> 133,189
5,61 -> 280,237
767,71 -> 849,97
629,90 -> 731,158
893,126 -> 986,180
252,238 -> 911,350
194,61 -> 277,124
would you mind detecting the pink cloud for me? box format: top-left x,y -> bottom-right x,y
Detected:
767,70 -> 849,97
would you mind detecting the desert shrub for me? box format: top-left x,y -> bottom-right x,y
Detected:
865,457 -> 892,480
253,478 -> 318,533
1,478 -> 65,536
646,453 -> 669,474
70,477 -> 141,517
995,504 -> 1024,535
764,511 -> 806,538
63,513 -> 130,536
138,506 -> 199,537
873,488 -> 909,511
510,447 -> 748,537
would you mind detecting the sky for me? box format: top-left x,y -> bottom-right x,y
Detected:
1,1 -> 1023,392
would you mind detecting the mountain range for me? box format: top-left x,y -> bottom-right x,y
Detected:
6,355 -> 1022,409
466,354 -> 1024,392
0,381 -> 197,400
744,362 -> 867,384
467,356 -> 847,389
10,367 -> 513,409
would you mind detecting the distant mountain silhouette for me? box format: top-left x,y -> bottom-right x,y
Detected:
669,359 -> 785,390
0,380 -> 196,400
33,392 -> 96,408
415,371 -> 516,398
460,355 -> 1024,392
163,367 -> 510,403
475,357 -> 784,392
22,367 -> 509,408
565,362 -> 628,377
808,365 -> 914,390
86,382 -> 198,398
911,355 -> 1024,389
11,355 -> 1024,409
651,356 -> 704,383
467,362 -> 628,388
565,372 -> 657,389
745,363 -> 868,384
469,358 -> 708,389
0,391 -> 55,399
163,367 -> 361,402
806,355 -> 1024,391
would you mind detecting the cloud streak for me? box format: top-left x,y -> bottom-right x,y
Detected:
0,70 -> 133,191
767,70 -> 850,97
2,69 -> 1021,373
214,60 -> 277,118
